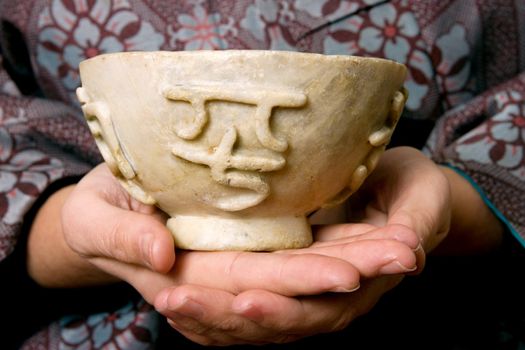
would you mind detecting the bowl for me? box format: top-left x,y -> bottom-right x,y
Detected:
76,50 -> 407,251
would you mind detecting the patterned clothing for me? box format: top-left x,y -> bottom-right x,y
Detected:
0,0 -> 524,348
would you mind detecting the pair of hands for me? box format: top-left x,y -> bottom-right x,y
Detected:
58,146 -> 451,345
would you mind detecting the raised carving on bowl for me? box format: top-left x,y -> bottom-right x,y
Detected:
163,83 -> 306,211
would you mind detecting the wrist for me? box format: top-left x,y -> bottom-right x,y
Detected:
27,184 -> 118,287
434,166 -> 504,255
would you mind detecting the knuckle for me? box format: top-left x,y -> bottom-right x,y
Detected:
217,319 -> 242,333
330,316 -> 351,333
174,328 -> 218,347
191,335 -> 217,347
176,318 -> 213,338
273,334 -> 300,344
328,319 -> 349,334
327,306 -> 356,333
104,219 -> 130,260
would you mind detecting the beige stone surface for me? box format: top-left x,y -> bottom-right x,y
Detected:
76,50 -> 407,251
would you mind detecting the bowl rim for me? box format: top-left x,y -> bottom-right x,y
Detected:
79,49 -> 406,70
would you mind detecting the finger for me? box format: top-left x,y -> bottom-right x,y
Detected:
292,239 -> 419,277
233,276 -> 404,335
313,222 -> 376,241
313,224 -> 425,275
62,189 -> 175,273
388,206 -> 449,252
313,223 -> 421,250
89,251 -> 361,306
233,290 -> 349,336
174,251 -> 361,295
312,223 -> 425,272
155,285 -> 280,346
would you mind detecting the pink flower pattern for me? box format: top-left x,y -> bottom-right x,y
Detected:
431,24 -> 474,110
241,0 -> 298,50
455,90 -> 525,180
320,1 -> 433,112
0,109 -> 64,226
36,0 -> 164,103
168,4 -> 236,50
0,55 -> 20,97
57,300 -> 158,350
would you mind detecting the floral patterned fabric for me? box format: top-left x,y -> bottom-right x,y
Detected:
22,300 -> 159,350
0,0 -> 524,348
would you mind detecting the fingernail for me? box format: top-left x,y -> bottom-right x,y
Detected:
330,284 -> 361,293
380,261 -> 417,274
173,298 -> 204,319
413,242 -> 423,253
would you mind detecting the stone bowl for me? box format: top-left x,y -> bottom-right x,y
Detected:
76,50 -> 407,251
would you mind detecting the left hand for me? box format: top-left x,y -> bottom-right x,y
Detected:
154,228 -> 414,345
152,221 -> 423,346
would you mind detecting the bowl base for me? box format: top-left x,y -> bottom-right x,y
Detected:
167,214 -> 312,251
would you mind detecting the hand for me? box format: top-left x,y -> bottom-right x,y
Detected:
153,223 -> 417,345
153,146 -> 454,345
155,146 -> 504,346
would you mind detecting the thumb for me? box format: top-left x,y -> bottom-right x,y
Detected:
62,188 -> 175,273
